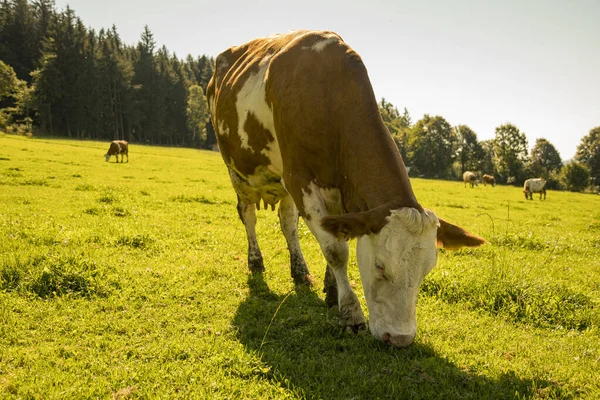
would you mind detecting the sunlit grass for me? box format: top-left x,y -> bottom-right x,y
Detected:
1,132 -> 599,399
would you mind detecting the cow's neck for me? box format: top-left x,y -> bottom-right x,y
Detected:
340,125 -> 421,214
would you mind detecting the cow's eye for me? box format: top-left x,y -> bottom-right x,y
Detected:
375,260 -> 389,281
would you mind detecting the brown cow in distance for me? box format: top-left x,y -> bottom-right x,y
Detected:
206,30 -> 485,348
482,174 -> 495,187
104,140 -> 128,163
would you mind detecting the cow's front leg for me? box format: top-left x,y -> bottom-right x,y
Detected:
303,213 -> 366,332
278,194 -> 314,286
236,196 -> 265,273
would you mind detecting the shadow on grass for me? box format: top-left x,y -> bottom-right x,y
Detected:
233,274 -> 567,400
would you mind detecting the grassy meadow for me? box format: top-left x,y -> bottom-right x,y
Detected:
1,132 -> 599,399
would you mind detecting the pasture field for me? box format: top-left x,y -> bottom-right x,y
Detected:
1,132 -> 599,399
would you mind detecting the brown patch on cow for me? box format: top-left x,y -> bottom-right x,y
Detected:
263,32 -> 420,214
208,54 -> 270,178
244,111 -> 274,153
436,218 -> 486,250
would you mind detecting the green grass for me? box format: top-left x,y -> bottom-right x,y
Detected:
1,132 -> 599,399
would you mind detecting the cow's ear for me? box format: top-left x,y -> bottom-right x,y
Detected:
436,218 -> 485,250
321,207 -> 390,240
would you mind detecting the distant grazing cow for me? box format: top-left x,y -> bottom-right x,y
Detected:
206,30 -> 485,348
523,178 -> 546,200
482,174 -> 495,187
104,140 -> 128,163
463,171 -> 477,188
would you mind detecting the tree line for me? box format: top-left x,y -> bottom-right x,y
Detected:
0,0 -> 215,147
1,1 -> 598,191
378,99 -> 600,192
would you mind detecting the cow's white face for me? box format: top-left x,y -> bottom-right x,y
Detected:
104,153 -> 110,162
356,208 -> 439,347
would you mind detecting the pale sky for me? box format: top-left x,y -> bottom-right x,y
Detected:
55,0 -> 600,160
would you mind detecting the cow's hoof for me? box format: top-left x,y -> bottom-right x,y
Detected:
344,322 -> 367,334
294,273 -> 316,287
248,258 -> 265,274
338,303 -> 367,331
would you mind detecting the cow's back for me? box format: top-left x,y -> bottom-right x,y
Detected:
524,178 -> 546,192
116,140 -> 128,154
207,30 -> 405,213
207,30 -> 359,178
207,33 -> 298,180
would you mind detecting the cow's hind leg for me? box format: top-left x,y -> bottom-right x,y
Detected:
323,265 -> 338,308
237,195 -> 265,273
227,168 -> 265,273
278,195 -> 314,286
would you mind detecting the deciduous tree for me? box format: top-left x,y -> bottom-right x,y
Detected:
186,85 -> 209,146
492,123 -> 528,184
0,60 -> 19,99
575,127 -> 600,186
454,124 -> 485,173
378,99 -> 411,162
409,115 -> 456,178
528,138 -> 562,178
560,161 -> 590,192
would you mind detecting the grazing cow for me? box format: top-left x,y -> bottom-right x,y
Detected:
463,171 -> 477,188
482,174 -> 495,187
523,178 -> 546,200
206,30 -> 485,348
104,140 -> 128,163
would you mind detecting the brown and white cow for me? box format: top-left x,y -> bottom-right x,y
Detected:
206,30 -> 485,348
463,171 -> 477,188
523,178 -> 546,200
104,140 -> 129,163
482,174 -> 495,187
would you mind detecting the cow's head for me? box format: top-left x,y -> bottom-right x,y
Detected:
104,153 -> 110,162
322,207 -> 484,347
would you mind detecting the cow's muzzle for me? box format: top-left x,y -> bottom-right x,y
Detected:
382,332 -> 415,348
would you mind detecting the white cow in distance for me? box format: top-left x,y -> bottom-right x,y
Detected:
463,171 -> 477,188
523,178 -> 546,200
